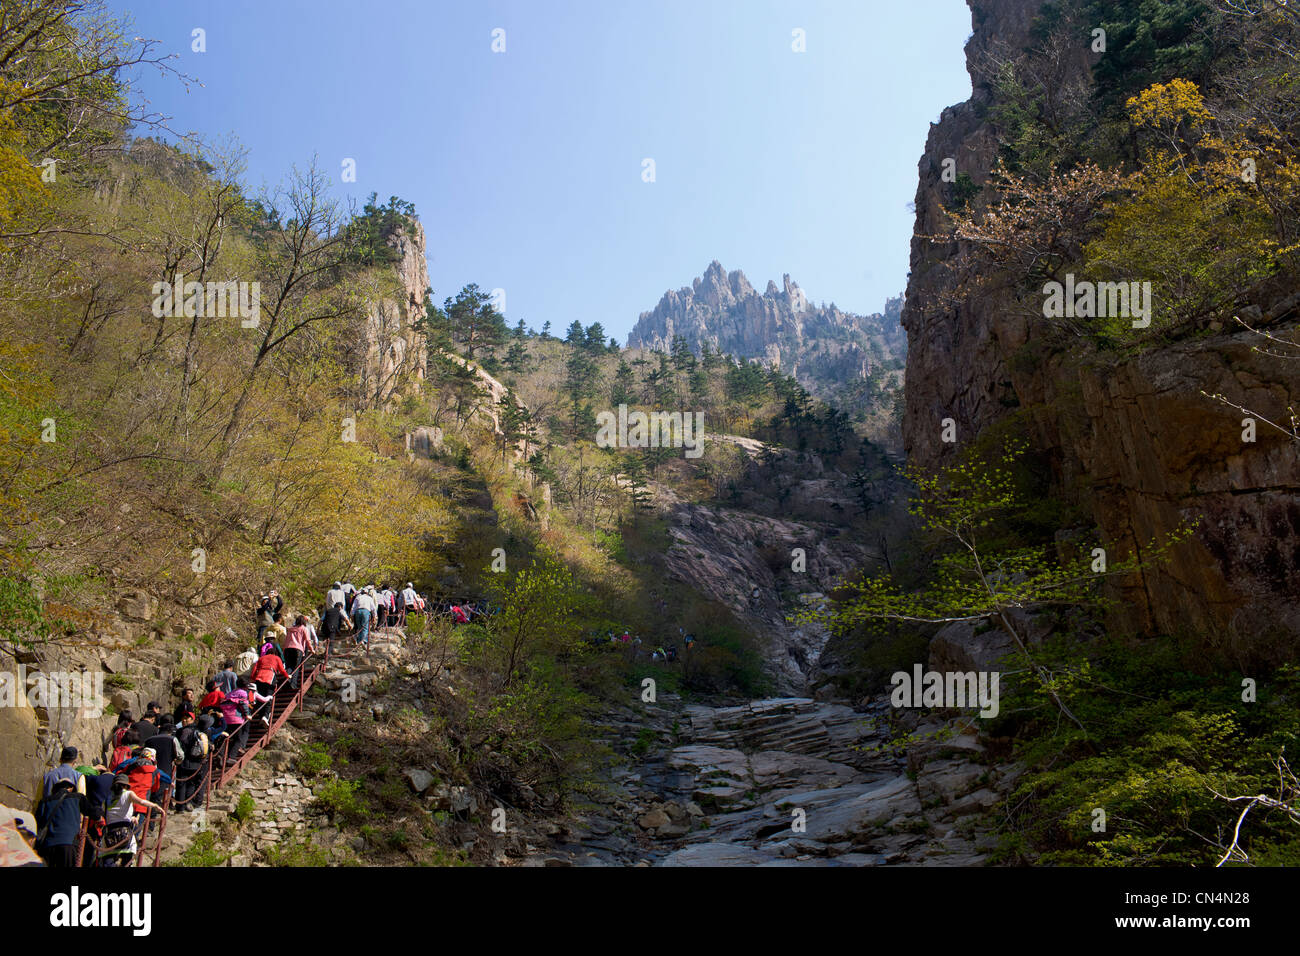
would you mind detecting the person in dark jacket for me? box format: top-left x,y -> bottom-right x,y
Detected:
173,688 -> 196,724
75,765 -> 114,865
320,602 -> 349,651
132,712 -> 158,744
174,715 -> 211,810
145,716 -> 181,779
214,661 -> 238,695
79,766 -> 116,818
35,779 -> 97,867
255,591 -> 282,643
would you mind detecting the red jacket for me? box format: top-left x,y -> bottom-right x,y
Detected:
127,761 -> 160,800
199,689 -> 226,711
250,653 -> 288,685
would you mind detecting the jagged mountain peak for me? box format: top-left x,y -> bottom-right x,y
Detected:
629,264 -> 907,446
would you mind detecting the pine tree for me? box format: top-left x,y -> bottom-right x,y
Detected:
564,347 -> 599,438
505,337 -> 529,374
670,335 -> 694,371
444,284 -> 507,359
611,358 -> 635,406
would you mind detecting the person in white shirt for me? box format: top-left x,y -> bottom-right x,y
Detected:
350,588 -> 377,648
375,585 -> 391,630
325,582 -> 346,610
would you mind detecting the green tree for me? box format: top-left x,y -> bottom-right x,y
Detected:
584,322 -> 607,352
445,283 -> 506,359
810,441 -> 1190,731
486,554 -> 582,684
610,358 -> 635,406
416,290 -> 452,350
670,335 -> 694,371
504,337 -> 529,374
564,347 -> 599,437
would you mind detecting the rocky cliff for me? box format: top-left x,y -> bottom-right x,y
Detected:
360,220 -> 430,408
629,261 -> 906,430
900,0 -> 1300,641
655,435 -> 908,693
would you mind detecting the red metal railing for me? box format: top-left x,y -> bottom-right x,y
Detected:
70,641 -> 329,867
206,642 -> 328,806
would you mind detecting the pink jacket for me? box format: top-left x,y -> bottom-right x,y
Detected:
283,625 -> 312,653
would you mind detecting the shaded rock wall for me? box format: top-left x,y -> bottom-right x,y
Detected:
900,0 -> 1300,640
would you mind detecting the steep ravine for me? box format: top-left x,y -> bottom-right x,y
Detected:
524,441 -> 1013,868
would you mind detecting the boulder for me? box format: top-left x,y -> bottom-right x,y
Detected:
430,785 -> 477,814
118,589 -> 156,623
916,758 -> 985,806
404,768 -> 435,794
927,621 -> 1019,674
637,808 -> 670,829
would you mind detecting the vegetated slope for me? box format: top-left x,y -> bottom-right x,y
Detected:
0,3 -> 911,857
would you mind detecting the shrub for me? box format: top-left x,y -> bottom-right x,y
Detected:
264,834 -> 331,867
315,778 -> 367,823
295,742 -> 333,777
171,830 -> 230,867
231,791 -> 256,824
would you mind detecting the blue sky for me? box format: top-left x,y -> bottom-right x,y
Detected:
115,0 -> 973,340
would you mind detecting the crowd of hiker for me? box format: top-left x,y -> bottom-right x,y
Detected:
596,627 -> 695,664
28,576 -> 501,867
28,575 -> 694,867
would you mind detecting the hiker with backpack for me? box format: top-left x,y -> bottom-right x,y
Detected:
76,764 -> 115,862
110,712 -> 133,748
174,715 -> 211,810
109,728 -> 140,773
125,747 -> 170,803
215,660 -> 238,695
400,583 -> 419,620
98,773 -> 162,867
42,746 -> 84,800
218,677 -> 258,759
320,601 -> 350,653
34,778 -> 98,867
145,716 -> 182,791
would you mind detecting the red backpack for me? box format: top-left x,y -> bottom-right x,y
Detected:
110,744 -> 132,771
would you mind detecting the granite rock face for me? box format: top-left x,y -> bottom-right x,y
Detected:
360,220 -> 430,408
628,261 -> 906,434
900,0 -> 1300,640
